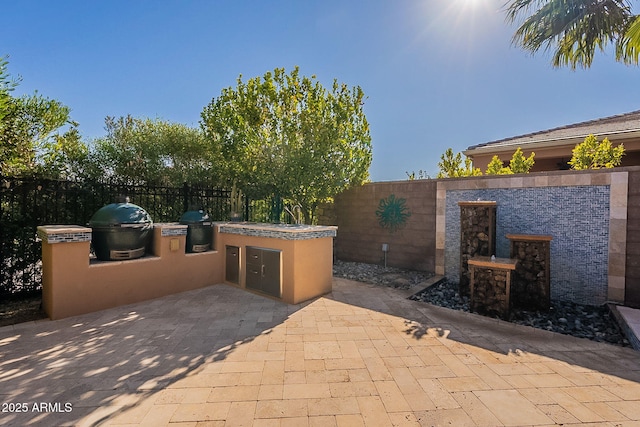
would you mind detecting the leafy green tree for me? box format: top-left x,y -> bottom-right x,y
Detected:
40,126 -> 88,178
88,115 -> 220,185
1,92 -> 80,177
0,56 -> 82,177
201,66 -> 372,224
0,56 -> 18,127
485,155 -> 513,175
568,134 -> 625,169
436,148 -> 482,178
505,0 -> 640,68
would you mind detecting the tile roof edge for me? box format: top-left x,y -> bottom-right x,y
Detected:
467,109 -> 640,151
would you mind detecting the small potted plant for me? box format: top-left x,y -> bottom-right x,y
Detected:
229,182 -> 243,222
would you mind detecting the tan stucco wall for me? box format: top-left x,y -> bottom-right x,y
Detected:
219,233 -> 333,305
40,226 -> 223,320
39,224 -> 334,319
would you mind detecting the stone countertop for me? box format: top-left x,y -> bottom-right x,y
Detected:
153,222 -> 188,237
36,225 -> 92,244
217,222 -> 337,241
458,201 -> 497,206
37,225 -> 92,234
468,256 -> 517,270
154,222 -> 188,228
506,234 -> 553,241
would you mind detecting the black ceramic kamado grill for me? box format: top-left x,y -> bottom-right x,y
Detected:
89,197 -> 153,261
179,209 -> 213,253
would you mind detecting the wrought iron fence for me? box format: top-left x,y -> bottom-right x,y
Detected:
0,176 -> 234,298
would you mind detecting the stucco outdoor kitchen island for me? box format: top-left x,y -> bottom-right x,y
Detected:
218,222 -> 337,305
37,222 -> 337,320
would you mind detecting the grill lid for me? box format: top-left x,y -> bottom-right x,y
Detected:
89,201 -> 153,228
179,209 -> 211,225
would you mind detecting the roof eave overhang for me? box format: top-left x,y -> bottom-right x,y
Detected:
464,129 -> 640,157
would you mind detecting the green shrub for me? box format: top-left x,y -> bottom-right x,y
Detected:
568,134 -> 624,170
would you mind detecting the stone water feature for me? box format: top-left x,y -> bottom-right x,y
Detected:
468,256 -> 517,318
459,201 -> 553,318
458,201 -> 496,296
508,234 -> 552,311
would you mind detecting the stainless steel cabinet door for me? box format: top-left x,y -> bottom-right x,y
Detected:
245,246 -> 281,298
225,245 -> 240,284
261,248 -> 281,298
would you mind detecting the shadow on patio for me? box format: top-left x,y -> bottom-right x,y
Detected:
0,285 -> 305,426
332,278 -> 640,382
1,277 -> 639,426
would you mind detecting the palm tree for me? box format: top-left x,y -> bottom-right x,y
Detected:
505,0 -> 640,68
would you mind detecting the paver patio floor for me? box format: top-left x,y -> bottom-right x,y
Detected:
1,278 -> 640,426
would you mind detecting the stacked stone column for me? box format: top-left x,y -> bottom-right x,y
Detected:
507,234 -> 552,311
459,201 -> 496,295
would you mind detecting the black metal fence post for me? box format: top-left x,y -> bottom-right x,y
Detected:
183,182 -> 190,213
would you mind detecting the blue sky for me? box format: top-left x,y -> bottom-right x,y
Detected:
3,0 -> 640,181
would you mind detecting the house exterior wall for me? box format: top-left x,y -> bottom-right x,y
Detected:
468,136 -> 640,173
470,146 -> 570,173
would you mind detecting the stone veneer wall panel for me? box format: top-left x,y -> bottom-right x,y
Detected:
626,170 -> 640,308
334,180 -> 437,271
335,168 -> 631,307
444,186 -> 610,305
437,170 -> 628,306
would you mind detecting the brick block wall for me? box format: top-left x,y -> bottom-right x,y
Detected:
334,180 -> 437,271
316,202 -> 337,226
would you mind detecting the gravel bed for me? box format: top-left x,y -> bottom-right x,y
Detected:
333,260 -> 433,290
334,261 -> 630,348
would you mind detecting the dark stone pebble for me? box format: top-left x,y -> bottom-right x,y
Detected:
333,261 -> 630,347
410,278 -> 630,348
